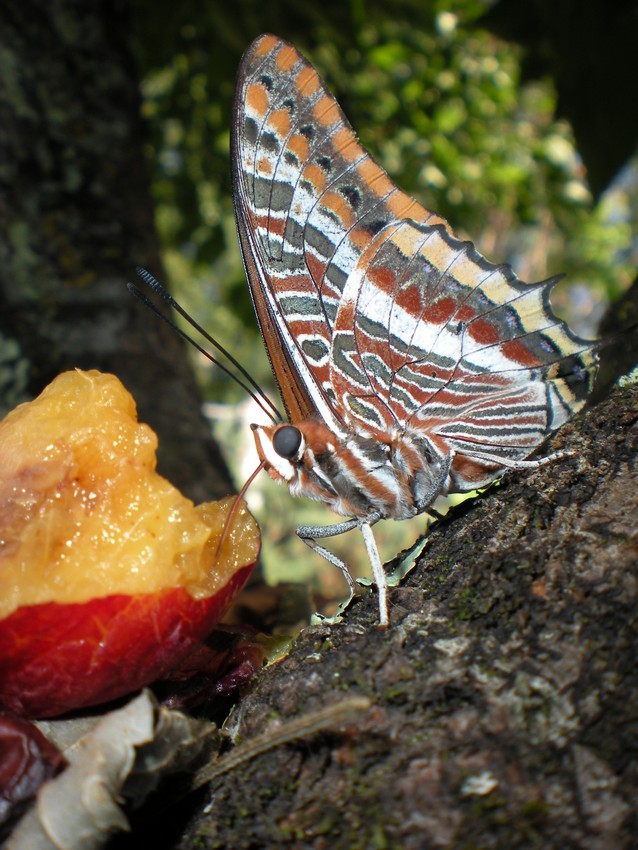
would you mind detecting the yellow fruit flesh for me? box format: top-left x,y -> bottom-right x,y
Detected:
0,370 -> 259,619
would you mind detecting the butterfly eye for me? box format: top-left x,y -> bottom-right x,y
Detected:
272,425 -> 303,459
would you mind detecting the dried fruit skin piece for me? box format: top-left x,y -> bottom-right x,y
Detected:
0,714 -> 65,840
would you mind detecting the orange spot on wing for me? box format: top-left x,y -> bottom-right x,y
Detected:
425,297 -> 457,325
276,45 -> 298,72
456,305 -> 476,322
306,251 -> 327,286
267,109 -> 291,137
288,133 -> 310,161
357,159 -> 393,197
303,163 -> 327,193
501,339 -> 541,366
321,191 -> 354,228
395,282 -> 424,314
296,65 -> 321,97
266,214 -> 285,239
336,297 -> 355,328
349,228 -> 373,251
333,127 -> 362,162
469,319 -> 500,345
256,157 -> 272,175
369,265 -> 396,294
246,83 -> 269,117
314,96 -> 341,126
254,35 -> 279,57
387,191 -> 423,219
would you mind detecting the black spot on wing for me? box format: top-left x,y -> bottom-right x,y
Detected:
257,74 -> 274,91
340,184 -> 362,209
366,218 -> 389,236
261,131 -> 280,154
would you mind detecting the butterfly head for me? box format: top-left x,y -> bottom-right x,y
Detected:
251,419 -> 362,512
251,419 -> 342,487
251,422 -> 306,483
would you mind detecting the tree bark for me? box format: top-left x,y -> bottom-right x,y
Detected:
173,381 -> 637,850
0,0 -> 233,502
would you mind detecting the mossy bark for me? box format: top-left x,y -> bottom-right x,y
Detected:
174,382 -> 637,850
0,0 -> 232,502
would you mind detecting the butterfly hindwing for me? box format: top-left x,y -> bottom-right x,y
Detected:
329,218 -> 596,485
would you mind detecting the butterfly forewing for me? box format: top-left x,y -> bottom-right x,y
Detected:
232,34 -> 451,430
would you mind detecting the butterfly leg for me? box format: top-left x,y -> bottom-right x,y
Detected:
296,515 -> 389,626
359,522 -> 389,628
461,447 -> 575,471
299,538 -> 358,596
504,449 -> 576,469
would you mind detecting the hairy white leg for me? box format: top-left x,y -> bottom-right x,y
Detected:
300,536 -> 358,595
360,522 -> 389,628
458,447 -> 576,471
297,517 -> 362,538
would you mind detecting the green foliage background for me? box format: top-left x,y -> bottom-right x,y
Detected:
131,0 -> 635,596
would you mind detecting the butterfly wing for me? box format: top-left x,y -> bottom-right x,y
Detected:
232,34 -> 597,492
330,219 -> 597,489
231,34 -> 453,432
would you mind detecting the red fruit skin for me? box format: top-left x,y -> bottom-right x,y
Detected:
0,564 -> 253,719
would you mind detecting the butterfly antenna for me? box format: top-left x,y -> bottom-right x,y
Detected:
214,460 -> 266,565
128,268 -> 282,424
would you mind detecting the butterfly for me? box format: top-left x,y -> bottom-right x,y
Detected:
227,34 -> 597,626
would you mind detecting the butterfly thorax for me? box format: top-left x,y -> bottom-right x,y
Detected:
251,419 -> 452,521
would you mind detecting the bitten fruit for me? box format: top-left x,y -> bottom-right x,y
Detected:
0,370 -> 259,717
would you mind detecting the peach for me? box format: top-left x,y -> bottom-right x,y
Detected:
0,371 -> 259,717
